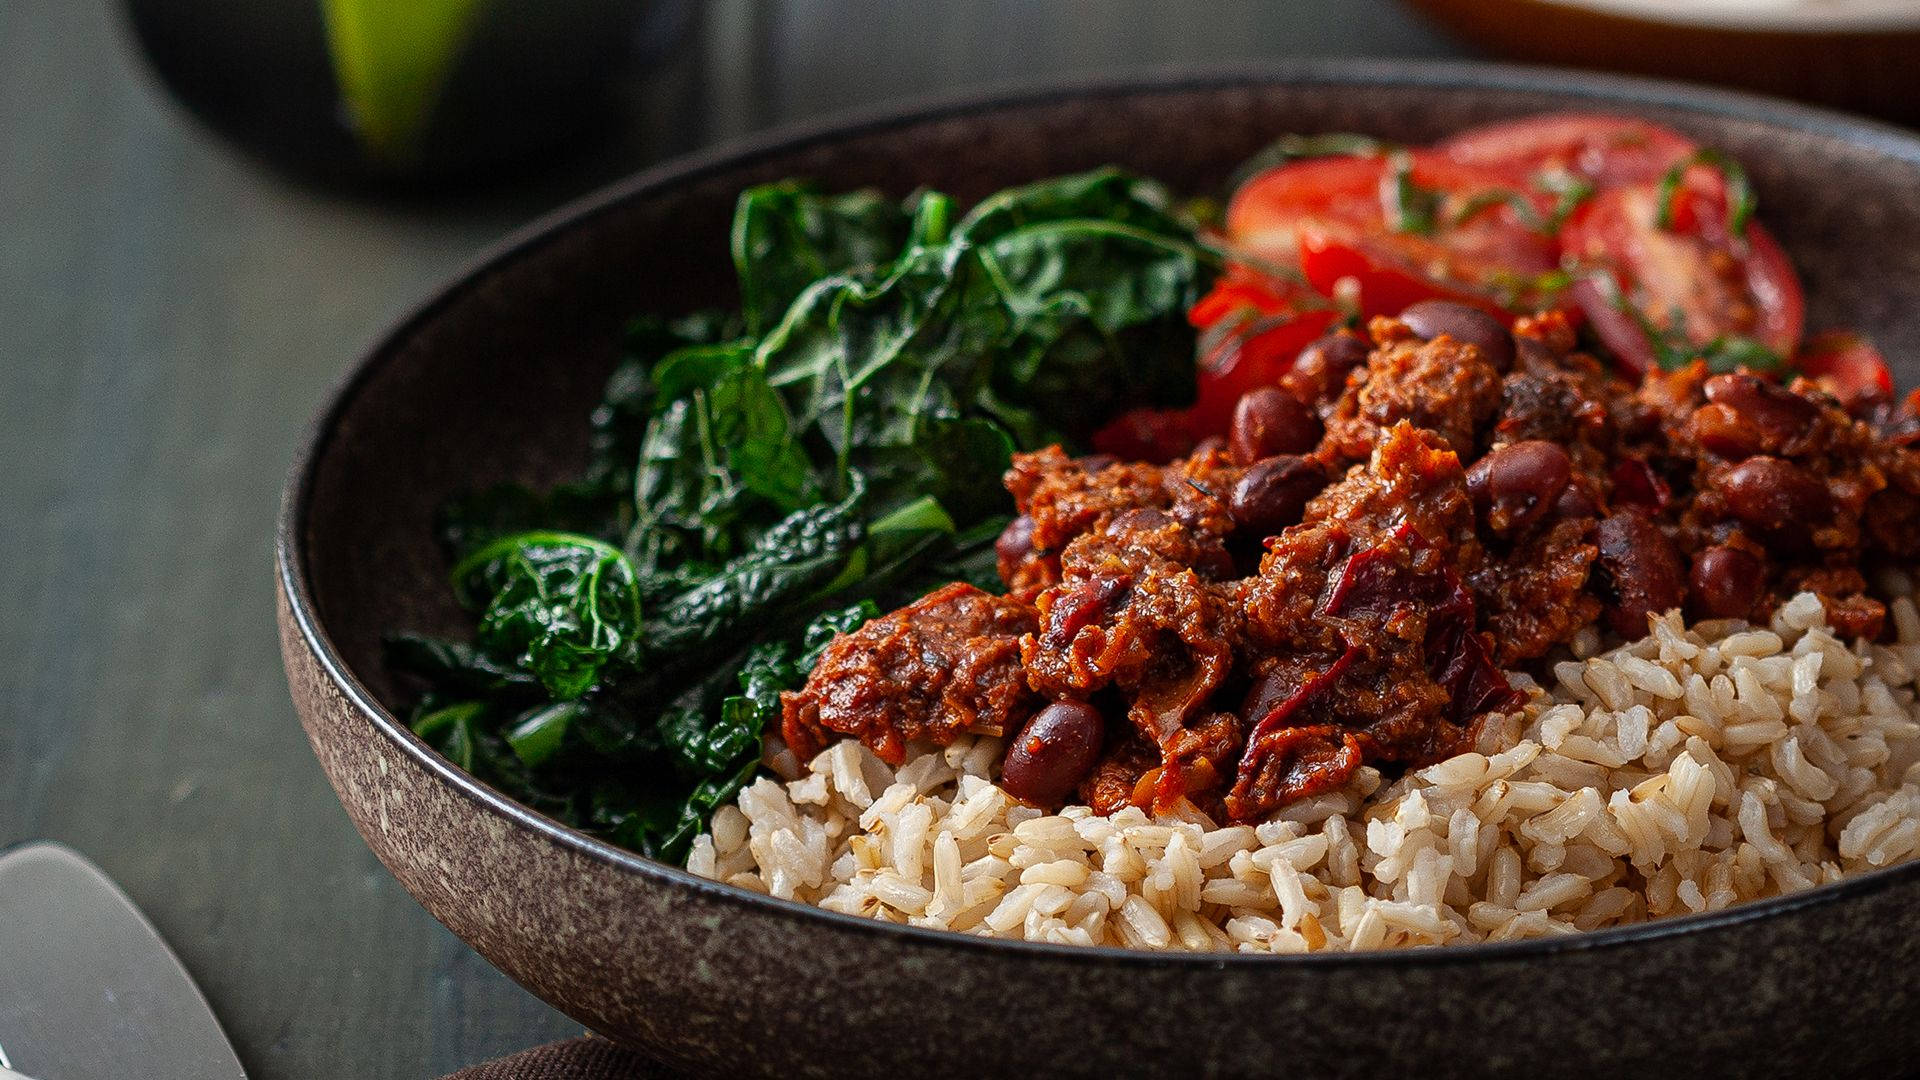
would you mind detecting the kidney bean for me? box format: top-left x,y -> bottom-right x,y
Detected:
1299,332 -> 1370,376
1515,334 -> 1557,369
1074,453 -> 1117,474
1689,544 -> 1766,620
1000,702 -> 1106,807
1399,299 -> 1515,371
1230,455 -> 1325,539
1466,440 -> 1571,534
1703,374 -> 1817,449
1288,332 -> 1371,400
1553,482 -> 1598,521
1717,456 -> 1833,548
1610,457 -> 1671,511
1688,403 -> 1761,460
1594,510 -> 1686,637
1229,386 -> 1322,464
995,515 -> 1036,565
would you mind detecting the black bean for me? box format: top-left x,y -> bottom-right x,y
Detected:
1690,544 -> 1766,620
995,515 -> 1035,565
1230,455 -> 1325,539
1594,510 -> 1686,637
1000,702 -> 1106,807
1717,456 -> 1833,548
1466,440 -> 1572,534
1399,299 -> 1515,371
1229,386 -> 1322,465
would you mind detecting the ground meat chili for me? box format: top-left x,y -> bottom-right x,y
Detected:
780,307 -> 1920,823
780,583 -> 1038,766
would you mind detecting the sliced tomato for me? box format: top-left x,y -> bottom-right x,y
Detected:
1436,113 -> 1698,187
1297,227 -> 1512,322
1188,270 -> 1305,326
1227,150 -> 1568,320
1796,331 -> 1893,413
1559,167 -> 1804,377
1186,270 -> 1339,435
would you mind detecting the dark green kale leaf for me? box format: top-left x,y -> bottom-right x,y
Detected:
608,600 -> 881,862
955,168 -> 1191,245
410,699 -> 536,796
750,169 -> 1212,514
593,310 -> 743,487
433,310 -> 742,566
452,532 -> 645,701
638,477 -> 867,663
974,213 -> 1211,431
383,634 -> 541,697
502,699 -> 586,769
627,341 -> 820,577
732,182 -> 914,336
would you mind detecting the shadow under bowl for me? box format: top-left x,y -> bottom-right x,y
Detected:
278,62 -> 1920,1079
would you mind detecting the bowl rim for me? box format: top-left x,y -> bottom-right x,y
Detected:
279,57 -> 1920,970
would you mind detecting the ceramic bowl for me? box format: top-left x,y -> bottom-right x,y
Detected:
278,63 -> 1920,1078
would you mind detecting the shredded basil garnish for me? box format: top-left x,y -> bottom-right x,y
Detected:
1693,336 -> 1787,374
1382,151 -> 1441,236
1655,148 -> 1756,238
1450,188 -> 1536,230
1588,269 -> 1783,373
1449,173 -> 1594,239
1483,266 -> 1572,312
1532,170 -> 1596,233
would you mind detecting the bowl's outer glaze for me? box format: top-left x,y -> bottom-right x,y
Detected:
279,65 -> 1920,1078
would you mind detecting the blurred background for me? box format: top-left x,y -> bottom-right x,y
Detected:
5,1 -> 1915,1077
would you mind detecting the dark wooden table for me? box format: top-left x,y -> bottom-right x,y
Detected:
0,1 -> 1460,1075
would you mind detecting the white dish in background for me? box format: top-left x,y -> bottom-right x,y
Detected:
1542,0 -> 1920,32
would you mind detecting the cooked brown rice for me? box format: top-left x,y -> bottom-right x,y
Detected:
689,590 -> 1920,951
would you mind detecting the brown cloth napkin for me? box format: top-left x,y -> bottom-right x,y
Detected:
443,1036 -> 688,1080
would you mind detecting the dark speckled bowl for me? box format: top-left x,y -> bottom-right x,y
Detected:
278,64 -> 1920,1078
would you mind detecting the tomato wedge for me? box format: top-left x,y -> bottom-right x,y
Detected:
1436,113 -> 1698,187
1227,150 -> 1568,320
1796,331 -> 1893,413
1187,270 -> 1338,435
1092,268 -> 1336,457
1559,164 -> 1804,376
